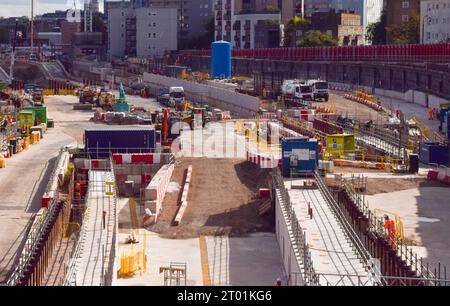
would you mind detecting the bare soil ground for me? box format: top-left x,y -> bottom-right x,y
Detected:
365,178 -> 444,195
148,157 -> 274,239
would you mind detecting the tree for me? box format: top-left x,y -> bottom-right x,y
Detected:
386,14 -> 420,44
366,10 -> 387,45
283,16 -> 309,47
298,31 -> 338,47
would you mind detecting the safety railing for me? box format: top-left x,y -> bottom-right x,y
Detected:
337,175 -> 447,285
5,148 -> 69,286
63,200 -> 89,286
300,272 -> 450,286
314,172 -> 384,284
6,193 -> 61,286
272,171 -> 320,286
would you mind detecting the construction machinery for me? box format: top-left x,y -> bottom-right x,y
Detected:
31,88 -> 44,104
306,79 -> 329,102
78,86 -> 96,104
181,107 -> 210,130
169,86 -> 185,108
96,91 -> 115,110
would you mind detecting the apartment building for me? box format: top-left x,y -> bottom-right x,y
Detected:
214,0 -> 281,48
421,0 -> 450,43
108,6 -> 177,58
386,0 -> 420,44
310,9 -> 363,45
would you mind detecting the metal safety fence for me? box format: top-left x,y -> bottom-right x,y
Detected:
336,175 -> 449,285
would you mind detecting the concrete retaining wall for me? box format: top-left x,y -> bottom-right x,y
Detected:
274,188 -> 304,286
330,81 -> 448,111
143,73 -> 259,116
144,163 -> 175,220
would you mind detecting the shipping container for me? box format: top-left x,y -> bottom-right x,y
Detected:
84,127 -> 156,158
281,137 -> 318,177
419,142 -> 449,165
23,106 -> 47,125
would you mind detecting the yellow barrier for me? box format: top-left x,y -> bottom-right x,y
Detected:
43,88 -> 78,96
118,248 -> 147,277
43,89 -> 54,96
374,209 -> 404,242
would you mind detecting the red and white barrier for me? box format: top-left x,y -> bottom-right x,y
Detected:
74,158 -> 109,169
427,166 -> 450,185
112,153 -> 161,165
247,151 -> 280,169
344,94 -> 383,112
174,165 -> 193,225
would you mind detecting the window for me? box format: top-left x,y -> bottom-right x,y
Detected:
153,33 -> 156,38
402,1 -> 409,9
153,22 -> 156,27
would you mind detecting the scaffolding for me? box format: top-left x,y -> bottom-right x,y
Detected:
160,262 -> 187,286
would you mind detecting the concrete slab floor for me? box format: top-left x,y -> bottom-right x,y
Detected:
115,231 -> 286,286
366,187 -> 450,269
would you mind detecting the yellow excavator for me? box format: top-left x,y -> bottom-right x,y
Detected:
96,91 -> 116,111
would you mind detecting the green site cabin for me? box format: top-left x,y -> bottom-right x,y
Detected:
23,106 -> 47,125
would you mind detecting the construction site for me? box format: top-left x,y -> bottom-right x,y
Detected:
1,36 -> 450,287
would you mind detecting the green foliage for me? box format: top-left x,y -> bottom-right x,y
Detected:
387,14 -> 420,44
365,10 -> 387,45
283,16 -> 310,47
298,31 -> 338,47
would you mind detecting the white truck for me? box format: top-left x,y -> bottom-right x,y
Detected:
169,86 -> 185,107
281,80 -> 313,101
306,79 -> 329,102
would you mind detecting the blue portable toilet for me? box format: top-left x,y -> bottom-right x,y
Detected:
211,41 -> 232,78
281,137 -> 319,177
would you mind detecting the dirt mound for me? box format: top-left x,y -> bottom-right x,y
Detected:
148,157 -> 274,239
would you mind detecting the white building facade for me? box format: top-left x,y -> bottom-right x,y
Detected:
108,6 -> 178,58
213,0 -> 281,49
135,8 -> 178,57
421,0 -> 450,43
